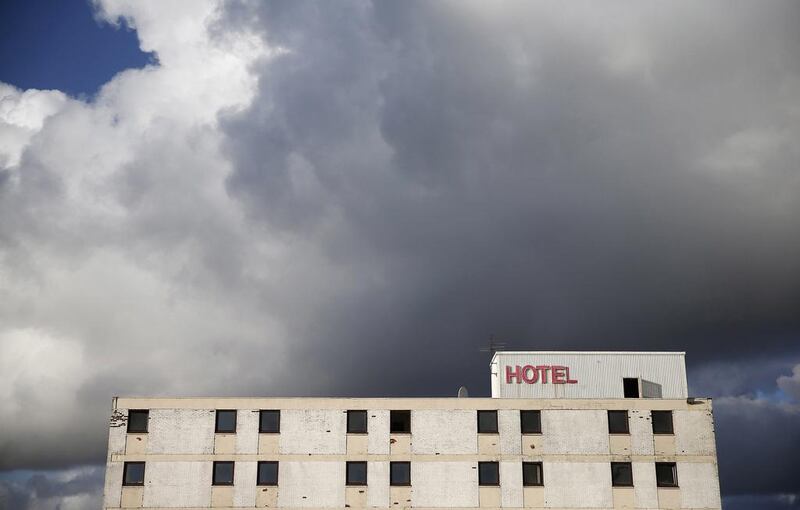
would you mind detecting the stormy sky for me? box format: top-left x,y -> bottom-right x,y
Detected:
1,0 -> 799,508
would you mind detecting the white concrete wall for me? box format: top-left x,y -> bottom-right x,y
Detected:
233,461 -> 257,507
498,410 -> 522,455
678,462 -> 722,509
412,410 -> 477,454
411,462 -> 479,507
674,410 -> 717,455
543,461 -> 612,508
632,461 -> 658,508
280,409 -> 347,454
368,410 -> 390,454
147,409 -> 215,454
107,409 -> 127,459
541,410 -> 609,454
235,409 -> 259,454
102,461 -> 123,508
142,461 -> 212,508
500,460 -> 523,507
630,409 -> 655,455
277,461 -> 345,507
367,461 -> 390,507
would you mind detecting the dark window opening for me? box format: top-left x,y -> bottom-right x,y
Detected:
127,410 -> 149,433
651,411 -> 674,434
257,461 -> 278,486
390,410 -> 411,433
608,410 -> 630,434
522,462 -> 543,486
611,462 -> 634,487
656,462 -> 678,487
390,462 -> 411,486
215,410 -> 237,433
122,462 -> 145,486
477,410 -> 498,434
520,410 -> 542,434
478,462 -> 500,486
347,410 -> 368,434
623,378 -> 640,398
346,461 -> 367,486
213,461 -> 235,485
259,410 -> 280,433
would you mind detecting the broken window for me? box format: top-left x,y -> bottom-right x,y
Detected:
611,462 -> 634,486
390,410 -> 411,433
656,462 -> 678,487
623,378 -> 640,398
651,411 -> 674,434
608,410 -> 630,434
522,462 -> 543,486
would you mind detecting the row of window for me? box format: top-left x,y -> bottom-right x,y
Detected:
122,460 -> 679,488
126,409 -> 674,435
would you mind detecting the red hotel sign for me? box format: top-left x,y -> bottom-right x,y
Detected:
505,365 -> 578,384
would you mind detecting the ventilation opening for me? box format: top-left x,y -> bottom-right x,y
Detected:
623,378 -> 640,398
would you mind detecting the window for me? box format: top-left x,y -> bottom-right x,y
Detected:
478,462 -> 500,486
608,410 -> 630,434
520,410 -> 542,434
651,411 -> 674,434
122,462 -> 145,486
477,410 -> 498,434
213,461 -> 235,485
390,410 -> 411,433
215,410 -> 237,433
522,462 -> 543,486
656,462 -> 678,487
347,410 -> 368,434
611,462 -> 633,487
127,410 -> 149,433
623,378 -> 640,398
259,410 -> 280,433
346,462 -> 367,486
257,461 -> 278,486
390,462 -> 411,486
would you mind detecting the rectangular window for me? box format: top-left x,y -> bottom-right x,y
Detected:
346,461 -> 368,486
127,410 -> 149,433
390,410 -> 411,433
215,410 -> 237,433
478,462 -> 500,486
656,462 -> 678,487
257,461 -> 278,486
390,462 -> 411,486
623,378 -> 640,398
259,410 -> 280,433
213,461 -> 235,485
520,410 -> 542,434
608,410 -> 630,434
347,410 -> 368,434
522,462 -> 543,486
477,410 -> 498,434
651,411 -> 674,434
611,462 -> 634,487
122,462 -> 145,486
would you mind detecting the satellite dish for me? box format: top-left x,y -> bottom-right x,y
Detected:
457,386 -> 469,398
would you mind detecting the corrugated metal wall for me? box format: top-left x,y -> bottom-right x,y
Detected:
490,351 -> 687,398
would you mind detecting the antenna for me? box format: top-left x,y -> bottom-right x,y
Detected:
480,334 -> 507,356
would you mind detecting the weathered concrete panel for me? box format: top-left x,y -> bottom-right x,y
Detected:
103,461 -> 123,508
674,410 -> 716,455
630,409 -> 654,455
280,410 -> 346,454
368,410 -> 390,454
678,462 -> 722,509
498,410 -> 522,455
541,410 -> 609,454
147,409 -> 214,454
236,409 -> 259,454
543,461 -> 612,508
412,410 -> 477,454
142,461 -> 212,508
367,461 -> 390,507
277,461 -> 345,507
500,461 -> 523,507
233,461 -> 257,507
632,462 -> 658,508
108,409 -> 127,460
411,462 -> 478,508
